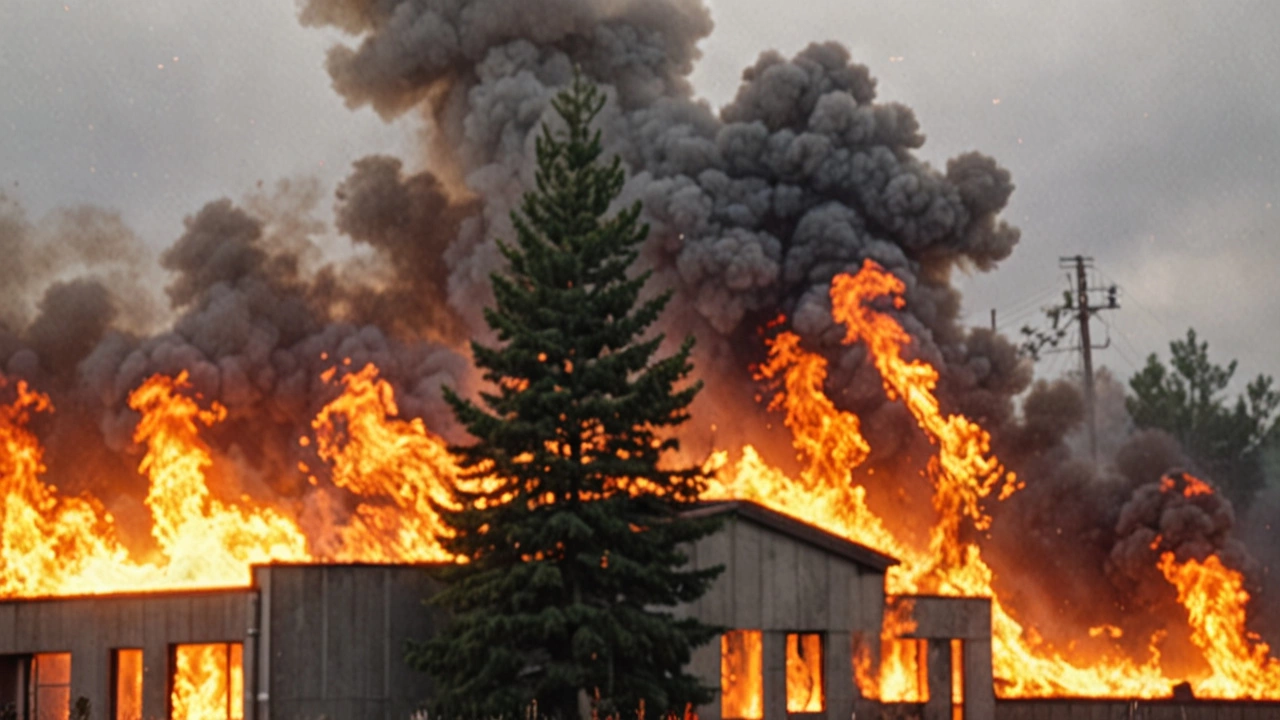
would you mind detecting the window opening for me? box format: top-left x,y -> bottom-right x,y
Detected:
950,639 -> 964,720
720,630 -> 762,720
878,638 -> 928,703
112,649 -> 143,720
785,633 -> 824,712
31,653 -> 71,720
170,643 -> 243,720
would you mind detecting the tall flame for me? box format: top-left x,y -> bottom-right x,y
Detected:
311,364 -> 457,563
131,372 -> 312,586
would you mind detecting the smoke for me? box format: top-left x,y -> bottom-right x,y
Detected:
2,0 -> 1272,658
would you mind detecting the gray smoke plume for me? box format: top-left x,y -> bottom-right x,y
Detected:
299,0 -> 1024,465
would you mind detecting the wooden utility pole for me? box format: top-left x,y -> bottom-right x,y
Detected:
1057,255 -> 1117,464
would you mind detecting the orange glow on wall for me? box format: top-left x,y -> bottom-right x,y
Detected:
786,633 -> 825,712
951,639 -> 965,718
721,630 -> 763,720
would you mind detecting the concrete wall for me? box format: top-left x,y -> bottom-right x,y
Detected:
995,700 -> 1280,719
681,514 -> 887,720
253,564 -> 446,720
0,588 -> 252,719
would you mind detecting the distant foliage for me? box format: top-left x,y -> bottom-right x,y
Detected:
1127,328 -> 1280,503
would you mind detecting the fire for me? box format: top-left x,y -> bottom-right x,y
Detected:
709,260 -> 1279,701
311,364 -> 458,563
0,364 -> 461,599
785,633 -> 825,712
4,258 -> 1280,705
1158,552 -> 1280,698
720,630 -> 763,719
171,643 -> 244,720
131,373 -> 312,586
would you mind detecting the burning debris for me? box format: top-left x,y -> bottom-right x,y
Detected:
0,0 -> 1278,709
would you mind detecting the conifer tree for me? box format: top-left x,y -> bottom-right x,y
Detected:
409,74 -> 721,720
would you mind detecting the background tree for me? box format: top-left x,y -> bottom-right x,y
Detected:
409,75 -> 722,719
1127,328 -> 1280,504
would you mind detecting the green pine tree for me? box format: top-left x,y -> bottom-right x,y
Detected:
409,74 -> 722,720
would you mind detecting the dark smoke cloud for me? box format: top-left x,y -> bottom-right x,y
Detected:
298,1 -> 1024,466
1108,470 -> 1256,610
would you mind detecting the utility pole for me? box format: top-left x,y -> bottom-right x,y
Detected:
1057,255 -> 1118,464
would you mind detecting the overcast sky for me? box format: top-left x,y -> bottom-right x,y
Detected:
2,0 -> 1278,390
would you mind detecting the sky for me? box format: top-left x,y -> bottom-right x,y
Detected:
2,0 -> 1278,391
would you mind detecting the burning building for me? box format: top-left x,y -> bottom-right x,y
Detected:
5,0 -> 1280,717
0,499 -> 993,720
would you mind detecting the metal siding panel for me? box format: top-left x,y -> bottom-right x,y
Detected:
697,517 -> 734,628
387,568 -> 443,714
794,542 -> 828,628
733,519 -> 763,629
763,531 -> 798,629
762,631 -> 787,720
822,631 -> 852,720
923,639 -> 950,720
962,638 -> 995,720
325,566 -> 388,700
827,558 -> 853,633
0,603 -> 14,652
269,567 -> 326,702
858,570 -> 884,640
688,635 -> 720,720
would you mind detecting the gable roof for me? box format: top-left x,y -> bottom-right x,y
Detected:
683,500 -> 899,572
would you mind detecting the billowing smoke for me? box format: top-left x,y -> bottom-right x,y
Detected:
2,0 -> 1273,651
296,0 -> 1025,475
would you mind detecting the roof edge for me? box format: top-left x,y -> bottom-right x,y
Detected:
684,500 -> 899,571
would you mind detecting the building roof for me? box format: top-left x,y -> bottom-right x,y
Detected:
683,500 -> 899,572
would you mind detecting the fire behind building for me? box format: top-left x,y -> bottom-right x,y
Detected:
1,499 -> 1272,720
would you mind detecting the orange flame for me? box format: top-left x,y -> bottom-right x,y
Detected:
130,373 -> 312,586
785,633 -> 824,712
706,261 -> 1265,700
721,630 -> 763,719
171,643 -> 244,720
311,364 -> 458,563
1158,552 -> 1280,698
4,259 -> 1280,704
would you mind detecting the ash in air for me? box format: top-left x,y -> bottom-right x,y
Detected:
0,0 -> 1273,651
